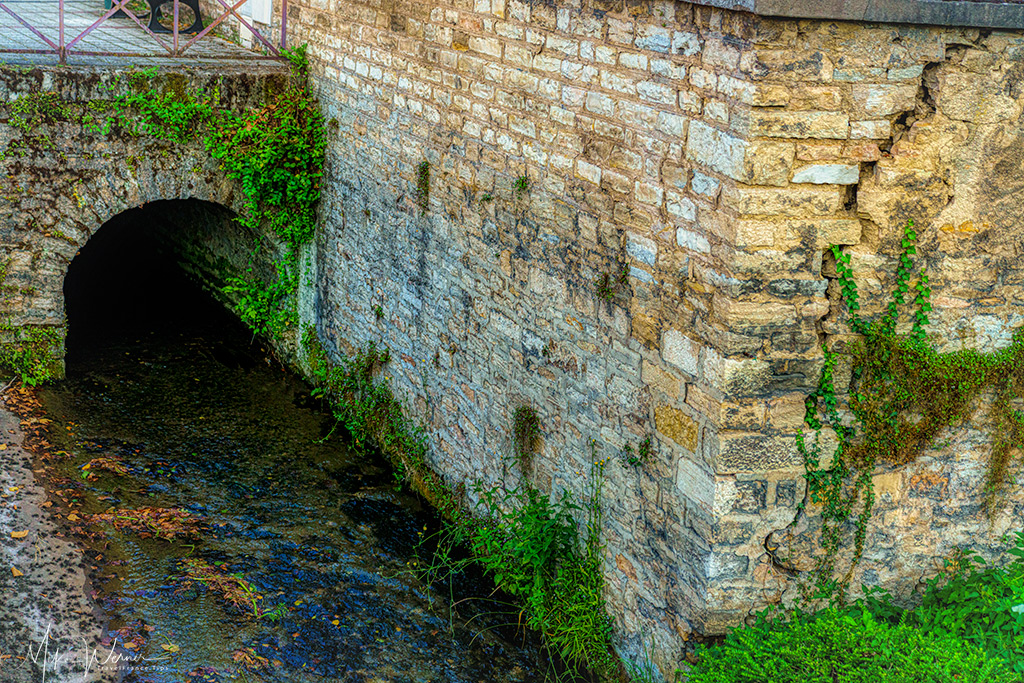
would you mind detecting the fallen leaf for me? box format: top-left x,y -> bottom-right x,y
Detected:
11,567 -> 23,577
10,530 -> 28,539
0,444 -> 8,450
67,513 -> 80,521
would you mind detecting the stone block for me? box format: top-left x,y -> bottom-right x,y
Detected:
667,192 -> 697,222
851,83 -> 918,117
720,185 -> 845,217
714,295 -> 797,332
735,110 -> 850,140
936,70 -> 1023,124
745,50 -> 834,82
686,121 -> 794,186
655,404 -> 699,451
662,329 -> 700,376
677,228 -> 710,253
791,164 -> 860,185
642,359 -> 682,399
691,171 -> 721,200
717,433 -> 801,473
703,349 -> 772,396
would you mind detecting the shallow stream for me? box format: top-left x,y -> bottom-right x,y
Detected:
31,270 -> 548,682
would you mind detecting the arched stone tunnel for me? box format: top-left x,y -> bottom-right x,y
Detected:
0,66 -> 299,377
62,199 -> 271,356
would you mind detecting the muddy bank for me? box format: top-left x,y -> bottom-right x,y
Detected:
0,399 -> 109,683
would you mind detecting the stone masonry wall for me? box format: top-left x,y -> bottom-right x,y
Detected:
287,0 -> 1024,674
4,1 -> 1024,677
294,0 -> 761,669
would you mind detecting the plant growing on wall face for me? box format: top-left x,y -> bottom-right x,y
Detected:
797,219 -> 1024,602
64,47 -> 327,344
512,174 -> 529,197
511,404 -> 541,467
416,160 -> 430,211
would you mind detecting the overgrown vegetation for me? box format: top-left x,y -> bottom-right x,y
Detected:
0,258 -> 63,385
302,328 -> 618,680
797,220 -> 1024,599
8,91 -> 73,149
421,461 -> 618,680
689,532 -> 1024,680
511,404 -> 541,467
5,47 -> 325,345
416,160 -> 430,211
301,327 -> 462,517
0,326 -> 63,386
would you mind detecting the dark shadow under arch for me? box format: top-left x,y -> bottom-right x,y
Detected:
63,199 -> 262,360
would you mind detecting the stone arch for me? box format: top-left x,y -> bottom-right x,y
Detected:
2,156 -> 280,375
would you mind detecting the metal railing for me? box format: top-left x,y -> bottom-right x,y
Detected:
0,0 -> 286,62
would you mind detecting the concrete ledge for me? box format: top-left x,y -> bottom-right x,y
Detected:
692,0 -> 1024,30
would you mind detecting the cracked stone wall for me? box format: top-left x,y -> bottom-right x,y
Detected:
708,19 -> 1024,624
4,2 -> 1024,677
288,0 -> 1024,673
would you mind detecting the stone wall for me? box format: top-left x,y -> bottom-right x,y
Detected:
3,0 -> 1024,676
285,0 -> 1024,673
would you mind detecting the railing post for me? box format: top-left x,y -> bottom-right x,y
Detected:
280,0 -> 286,51
59,0 -> 65,63
173,0 -> 180,55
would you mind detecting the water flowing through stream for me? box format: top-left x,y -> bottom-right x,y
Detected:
27,238 -> 549,682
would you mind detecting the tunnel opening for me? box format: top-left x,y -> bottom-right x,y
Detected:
63,199 -> 259,364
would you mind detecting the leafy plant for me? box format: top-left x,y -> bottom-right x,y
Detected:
595,273 -> 616,302
416,160 -> 430,211
799,219 -> 1024,599
908,532 -> 1024,673
513,175 -> 529,197
511,404 -> 541,466
0,326 -> 63,386
419,459 -> 617,679
621,435 -> 653,467
687,601 -> 1015,682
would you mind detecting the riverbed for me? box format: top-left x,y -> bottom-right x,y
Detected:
4,276 -> 549,682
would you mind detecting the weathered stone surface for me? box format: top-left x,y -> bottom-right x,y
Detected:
6,1 -> 1024,677
734,109 -> 850,139
717,433 -> 801,473
662,329 -> 700,376
936,71 -> 1023,123
791,163 -> 860,185
655,404 -> 699,451
851,83 -> 919,117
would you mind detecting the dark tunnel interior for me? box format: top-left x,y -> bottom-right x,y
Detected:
63,203 -> 243,359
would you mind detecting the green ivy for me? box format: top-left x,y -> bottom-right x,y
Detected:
80,48 -> 325,342
800,220 -> 1024,600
